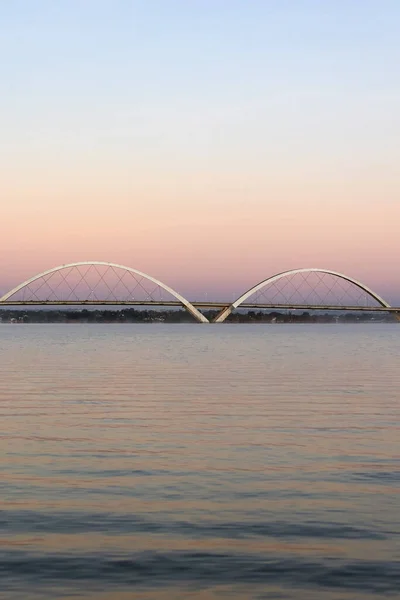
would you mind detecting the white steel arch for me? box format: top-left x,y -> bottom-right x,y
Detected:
214,268 -> 391,323
0,261 -> 209,323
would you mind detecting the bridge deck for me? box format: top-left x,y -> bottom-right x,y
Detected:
1,300 -> 399,312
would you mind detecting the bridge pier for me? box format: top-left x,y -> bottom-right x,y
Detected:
213,306 -> 232,323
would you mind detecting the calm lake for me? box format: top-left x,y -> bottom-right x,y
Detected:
0,324 -> 399,599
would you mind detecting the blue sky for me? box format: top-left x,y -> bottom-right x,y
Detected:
2,1 -> 398,164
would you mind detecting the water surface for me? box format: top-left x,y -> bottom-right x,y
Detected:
0,324 -> 399,599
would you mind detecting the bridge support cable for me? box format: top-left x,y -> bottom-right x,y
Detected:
213,268 -> 391,323
0,261 -> 209,323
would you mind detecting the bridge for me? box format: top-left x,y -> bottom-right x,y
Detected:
0,261 -> 399,323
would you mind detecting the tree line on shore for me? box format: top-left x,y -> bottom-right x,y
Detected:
0,308 -> 395,324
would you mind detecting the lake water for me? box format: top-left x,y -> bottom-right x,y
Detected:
0,324 -> 399,600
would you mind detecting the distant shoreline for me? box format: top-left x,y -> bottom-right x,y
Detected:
0,308 -> 396,325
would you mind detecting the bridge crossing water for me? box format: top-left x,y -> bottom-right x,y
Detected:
1,262 -> 399,323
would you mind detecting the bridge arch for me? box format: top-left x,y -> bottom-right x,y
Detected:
0,261 -> 209,323
214,268 -> 391,322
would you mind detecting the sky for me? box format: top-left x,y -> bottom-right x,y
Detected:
1,1 -> 399,302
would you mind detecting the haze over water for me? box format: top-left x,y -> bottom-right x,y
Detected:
1,323 -> 399,599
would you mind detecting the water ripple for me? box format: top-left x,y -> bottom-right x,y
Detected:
0,511 -> 388,540
0,550 -> 399,594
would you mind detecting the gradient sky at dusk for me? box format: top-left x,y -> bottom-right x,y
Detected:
1,1 -> 399,302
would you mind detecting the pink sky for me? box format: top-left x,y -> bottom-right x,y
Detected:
1,3 -> 399,304
2,164 -> 399,303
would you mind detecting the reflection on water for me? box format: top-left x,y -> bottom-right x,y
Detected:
0,324 -> 399,599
